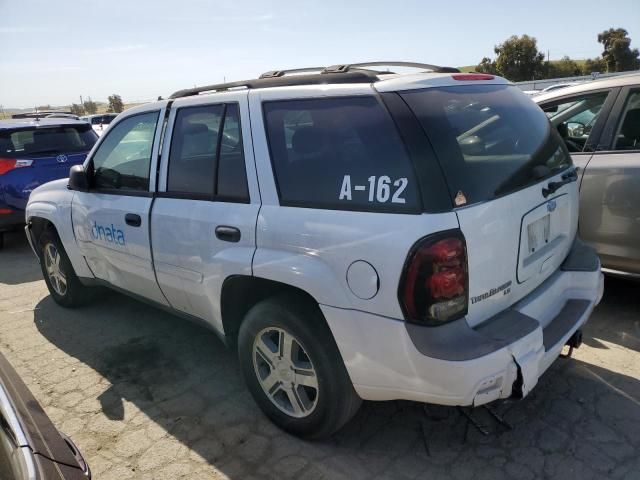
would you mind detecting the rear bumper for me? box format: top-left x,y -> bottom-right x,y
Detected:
322,240 -> 603,406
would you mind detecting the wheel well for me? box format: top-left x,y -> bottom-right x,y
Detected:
29,217 -> 56,252
221,276 -> 324,347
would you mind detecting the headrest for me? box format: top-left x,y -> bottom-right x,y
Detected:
621,109 -> 640,141
292,126 -> 325,155
182,123 -> 209,135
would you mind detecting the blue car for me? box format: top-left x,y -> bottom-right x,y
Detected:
0,118 -> 98,248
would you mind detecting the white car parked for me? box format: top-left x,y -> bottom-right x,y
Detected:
25,62 -> 603,438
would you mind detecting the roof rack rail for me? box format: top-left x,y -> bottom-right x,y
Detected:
169,61 -> 461,98
322,61 -> 460,74
259,67 -> 325,79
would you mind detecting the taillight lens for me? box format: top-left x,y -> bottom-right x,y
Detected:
0,158 -> 33,175
399,230 -> 468,325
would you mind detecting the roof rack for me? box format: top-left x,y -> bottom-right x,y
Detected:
321,61 -> 460,74
169,61 -> 460,99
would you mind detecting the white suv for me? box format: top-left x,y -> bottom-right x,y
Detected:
25,62 -> 604,438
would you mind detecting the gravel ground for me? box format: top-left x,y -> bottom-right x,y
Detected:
0,230 -> 638,480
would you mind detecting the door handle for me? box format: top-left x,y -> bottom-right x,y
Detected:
215,226 -> 241,243
125,213 -> 142,227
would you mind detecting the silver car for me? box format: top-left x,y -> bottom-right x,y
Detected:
535,73 -> 640,278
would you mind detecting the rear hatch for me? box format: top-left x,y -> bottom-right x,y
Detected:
0,124 -> 97,210
401,82 -> 578,327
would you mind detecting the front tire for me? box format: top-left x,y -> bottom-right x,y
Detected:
238,294 -> 361,439
39,229 -> 93,308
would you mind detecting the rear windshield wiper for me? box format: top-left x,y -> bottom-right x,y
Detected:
542,168 -> 578,198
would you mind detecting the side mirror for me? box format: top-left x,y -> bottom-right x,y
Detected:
68,165 -> 89,192
567,122 -> 586,137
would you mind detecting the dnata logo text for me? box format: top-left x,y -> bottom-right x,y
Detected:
91,221 -> 125,245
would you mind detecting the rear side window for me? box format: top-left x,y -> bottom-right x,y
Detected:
167,103 -> 249,201
263,96 -> 420,212
0,124 -> 97,158
402,84 -> 572,205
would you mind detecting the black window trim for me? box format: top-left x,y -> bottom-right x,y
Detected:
595,85 -> 640,154
261,94 -> 425,215
161,101 -> 250,204
88,109 -> 162,197
538,86 -> 620,155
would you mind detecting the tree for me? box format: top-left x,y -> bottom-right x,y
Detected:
548,56 -> 582,78
83,99 -> 97,115
107,94 -> 124,113
475,35 -> 546,81
494,35 -> 546,81
582,57 -> 607,75
597,28 -> 640,72
475,57 -> 497,74
70,103 -> 85,115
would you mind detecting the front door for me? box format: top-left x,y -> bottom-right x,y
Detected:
580,87 -> 640,274
71,107 -> 169,305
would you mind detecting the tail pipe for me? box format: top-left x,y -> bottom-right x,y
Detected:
560,329 -> 583,358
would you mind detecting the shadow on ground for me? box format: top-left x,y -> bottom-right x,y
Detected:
581,276 -> 640,353
0,231 -> 42,285
32,282 -> 640,479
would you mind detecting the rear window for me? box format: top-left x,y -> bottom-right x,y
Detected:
401,84 -> 572,205
0,124 -> 97,158
263,96 -> 421,213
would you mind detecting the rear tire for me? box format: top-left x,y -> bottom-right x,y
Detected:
238,293 -> 361,439
39,229 -> 94,308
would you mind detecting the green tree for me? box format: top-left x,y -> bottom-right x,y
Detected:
475,35 -> 546,81
582,57 -> 607,75
597,28 -> 640,72
475,57 -> 497,74
83,99 -> 98,115
70,103 -> 85,115
548,56 -> 582,78
107,94 -> 124,113
494,35 -> 546,81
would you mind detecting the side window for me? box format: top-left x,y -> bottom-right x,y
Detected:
263,96 -> 420,212
217,104 -> 249,201
168,104 -> 223,196
542,92 -> 609,152
167,103 -> 249,201
91,111 -> 159,192
613,90 -> 640,151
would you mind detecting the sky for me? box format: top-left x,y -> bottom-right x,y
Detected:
0,0 -> 639,108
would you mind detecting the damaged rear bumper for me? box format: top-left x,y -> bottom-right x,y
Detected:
321,238 -> 603,406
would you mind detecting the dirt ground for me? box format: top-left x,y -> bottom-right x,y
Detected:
0,230 -> 638,480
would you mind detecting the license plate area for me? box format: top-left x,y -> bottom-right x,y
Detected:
527,214 -> 550,253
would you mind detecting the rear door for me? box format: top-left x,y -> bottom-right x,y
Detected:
151,92 -> 260,330
71,106 -> 168,304
402,83 -> 578,327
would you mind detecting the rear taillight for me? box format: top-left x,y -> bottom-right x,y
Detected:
0,158 -> 33,176
399,230 -> 468,325
0,208 -> 12,215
